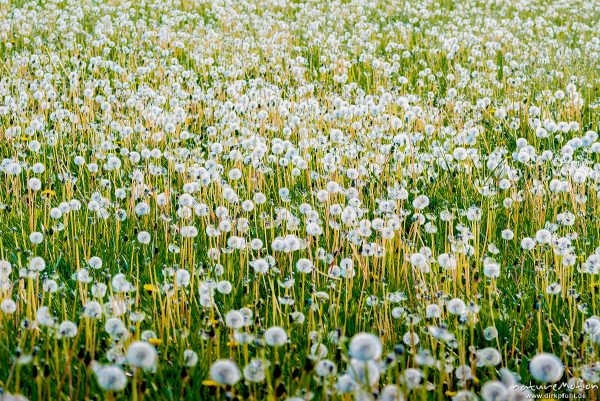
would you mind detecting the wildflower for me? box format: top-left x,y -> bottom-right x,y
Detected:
126,341 -> 157,370
27,178 -> 42,191
349,333 -> 382,361
483,326 -> 498,341
76,269 -> 92,283
105,318 -> 128,339
217,281 -> 232,294
546,282 -> 561,295
501,229 -> 514,240
57,321 -> 78,339
529,353 -> 564,383
426,304 -> 441,318
409,253 -> 429,272
29,232 -> 44,244
93,363 -> 127,392
454,364 -> 473,381
264,326 -> 288,347
181,226 -> 198,238
481,381 -> 507,401
0,260 -> 11,277
412,195 -> 430,210
477,348 -> 502,367
36,306 -> 55,327
88,256 -> 102,269
29,256 -> 46,272
209,359 -> 241,386
290,311 -> 305,324
521,237 -> 536,250
82,301 -> 102,319
336,374 -> 358,393
175,269 -> 190,287
348,359 -> 381,387
183,350 -> 198,367
148,338 -> 162,346
296,258 -> 314,273
137,231 -> 151,244
403,368 -> 424,389
403,332 -> 420,347
584,317 -> 600,335
315,359 -> 337,377
310,343 -> 328,358
483,258 -> 501,278
250,258 -> 269,274
1,299 -> 17,314
143,284 -> 158,293
447,298 -> 467,315
535,229 -> 552,244
225,310 -> 245,329
380,384 -> 403,401
438,253 -> 457,270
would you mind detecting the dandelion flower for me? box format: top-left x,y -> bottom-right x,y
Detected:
183,350 -> 198,367
529,353 -> 564,383
447,298 -> 466,315
93,363 -> 127,392
477,348 -> 502,367
29,256 -> 46,272
349,333 -> 382,361
126,341 -> 157,370
243,359 -> 267,383
348,359 -> 380,387
1,299 -> 17,314
264,326 -> 288,347
57,320 -> 78,339
315,359 -> 337,377
225,310 -> 245,329
209,359 -> 241,386
29,232 -> 44,244
481,381 -> 507,401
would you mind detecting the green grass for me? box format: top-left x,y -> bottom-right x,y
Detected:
0,0 -> 599,400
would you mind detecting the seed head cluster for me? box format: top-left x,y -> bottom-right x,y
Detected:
0,0 -> 599,399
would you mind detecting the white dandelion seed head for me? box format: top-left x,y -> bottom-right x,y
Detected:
57,320 -> 78,339
1,299 -> 17,314
209,359 -> 241,386
243,358 -> 267,383
93,363 -> 127,392
481,381 -> 507,401
29,256 -> 46,272
348,359 -> 380,387
126,341 -> 157,370
315,359 -> 337,377
225,310 -> 245,329
349,333 -> 382,361
529,353 -> 564,383
264,326 -> 288,347
183,349 -> 198,367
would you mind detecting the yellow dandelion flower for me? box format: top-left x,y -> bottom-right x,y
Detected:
41,189 -> 56,197
144,284 -> 157,293
148,338 -> 162,346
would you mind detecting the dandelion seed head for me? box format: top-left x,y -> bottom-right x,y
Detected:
126,341 -> 157,370
349,333 -> 382,361
264,326 -> 288,347
529,353 -> 564,383
209,359 -> 241,386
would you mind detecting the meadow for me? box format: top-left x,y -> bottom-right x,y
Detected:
0,0 -> 599,400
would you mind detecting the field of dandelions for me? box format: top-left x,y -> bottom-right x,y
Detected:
0,0 -> 599,400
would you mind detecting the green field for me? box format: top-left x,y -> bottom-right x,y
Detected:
0,0 -> 599,400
